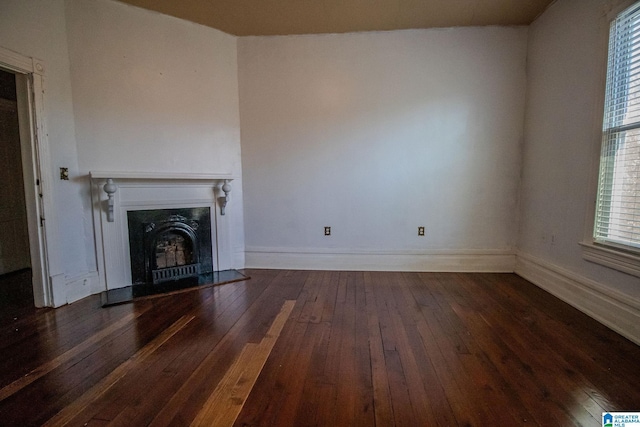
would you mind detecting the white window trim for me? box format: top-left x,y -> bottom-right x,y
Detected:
581,0 -> 640,277
580,242 -> 640,278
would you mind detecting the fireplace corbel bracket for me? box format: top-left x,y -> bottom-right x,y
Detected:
103,178 -> 118,222
217,180 -> 232,215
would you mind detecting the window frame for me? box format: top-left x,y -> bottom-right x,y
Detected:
581,0 -> 640,278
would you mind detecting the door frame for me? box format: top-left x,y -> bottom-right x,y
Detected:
0,45 -> 56,307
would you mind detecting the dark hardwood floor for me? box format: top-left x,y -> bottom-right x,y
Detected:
0,270 -> 638,426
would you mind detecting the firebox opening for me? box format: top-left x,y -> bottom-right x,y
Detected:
127,207 -> 213,286
155,232 -> 192,269
151,228 -> 201,284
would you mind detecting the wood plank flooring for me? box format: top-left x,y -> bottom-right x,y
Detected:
0,269 -> 639,426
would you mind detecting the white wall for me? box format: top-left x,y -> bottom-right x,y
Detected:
0,0 -> 90,300
517,0 -> 640,343
66,0 -> 241,176
65,0 -> 245,273
239,28 -> 527,270
0,0 -> 245,306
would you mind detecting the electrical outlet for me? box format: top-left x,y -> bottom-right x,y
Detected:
418,226 -> 425,236
324,226 -> 331,236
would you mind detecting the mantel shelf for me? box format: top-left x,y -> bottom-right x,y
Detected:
89,171 -> 235,181
91,171 -> 235,222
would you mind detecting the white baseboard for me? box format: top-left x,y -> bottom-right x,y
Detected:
64,270 -> 101,306
50,273 -> 67,308
233,250 -> 246,270
245,248 -> 515,272
515,252 -> 640,346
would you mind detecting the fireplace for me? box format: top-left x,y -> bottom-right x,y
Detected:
89,172 -> 240,300
127,207 -> 213,286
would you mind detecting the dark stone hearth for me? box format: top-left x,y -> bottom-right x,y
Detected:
100,269 -> 249,306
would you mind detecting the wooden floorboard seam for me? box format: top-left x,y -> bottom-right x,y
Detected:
190,299 -> 296,427
146,276 -> 284,426
42,314 -> 195,426
0,311 -> 141,402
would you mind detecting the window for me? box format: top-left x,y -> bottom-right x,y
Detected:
594,1 -> 640,254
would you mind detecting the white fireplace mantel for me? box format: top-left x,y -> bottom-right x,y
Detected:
89,171 -> 237,291
90,171 -> 236,221
89,171 -> 236,181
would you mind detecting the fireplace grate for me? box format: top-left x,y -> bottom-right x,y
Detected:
152,263 -> 201,284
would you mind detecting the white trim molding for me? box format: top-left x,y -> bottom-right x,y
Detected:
515,252 -> 640,346
64,271 -> 101,306
89,171 -> 235,180
580,242 -> 640,278
0,45 -> 45,76
245,247 -> 515,272
50,271 -> 101,307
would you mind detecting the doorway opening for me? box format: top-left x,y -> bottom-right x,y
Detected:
0,68 -> 34,311
0,45 -> 54,308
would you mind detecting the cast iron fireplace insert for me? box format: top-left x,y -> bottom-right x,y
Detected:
100,207 -> 248,306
